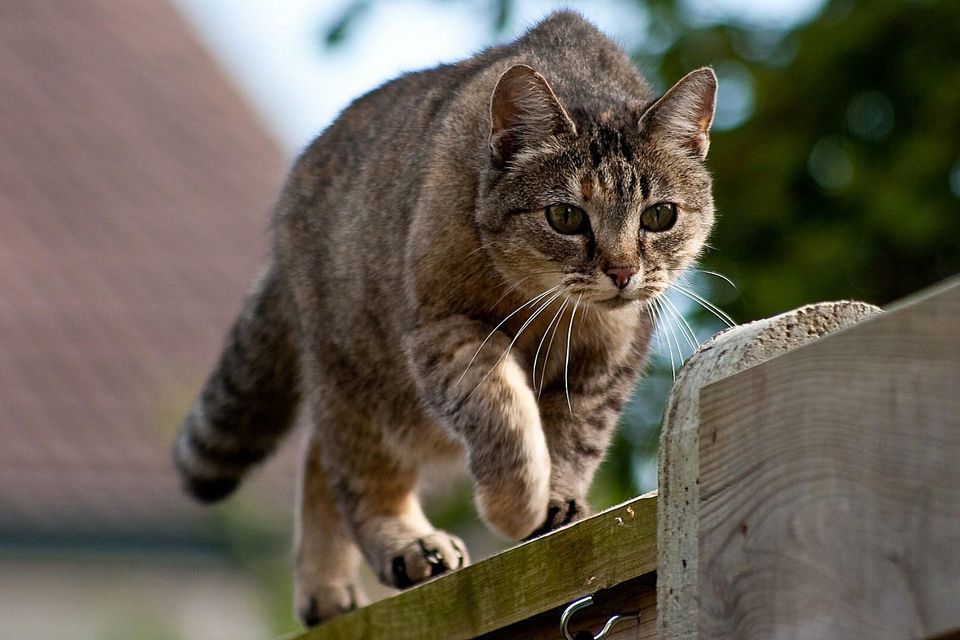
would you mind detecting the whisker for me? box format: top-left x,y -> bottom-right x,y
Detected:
651,298 -> 677,380
564,293 -> 583,416
662,298 -> 689,372
539,296 -> 569,397
465,240 -> 497,258
466,287 -> 565,400
643,301 -> 665,359
458,285 -> 560,385
667,266 -> 737,291
671,282 -> 736,328
661,294 -> 700,353
490,270 -> 565,310
532,290 -> 568,390
690,268 -> 737,290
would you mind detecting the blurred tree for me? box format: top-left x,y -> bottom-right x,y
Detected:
320,0 -> 960,505
654,0 -> 960,320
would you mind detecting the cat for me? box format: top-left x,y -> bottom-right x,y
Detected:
173,10 -> 717,627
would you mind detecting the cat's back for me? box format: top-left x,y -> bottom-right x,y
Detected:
287,12 -> 648,189
511,11 -> 652,108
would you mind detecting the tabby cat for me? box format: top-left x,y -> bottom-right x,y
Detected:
174,11 -> 717,627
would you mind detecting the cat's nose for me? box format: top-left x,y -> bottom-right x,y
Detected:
605,266 -> 637,289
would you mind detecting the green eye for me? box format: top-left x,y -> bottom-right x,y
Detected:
545,203 -> 588,234
640,202 -> 678,232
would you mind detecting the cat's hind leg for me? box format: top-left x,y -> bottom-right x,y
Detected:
294,432 -> 367,627
317,396 -> 469,591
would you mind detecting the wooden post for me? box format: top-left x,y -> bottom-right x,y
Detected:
659,277 -> 960,639
657,300 -> 882,639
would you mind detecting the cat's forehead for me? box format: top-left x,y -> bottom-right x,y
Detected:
566,113 -> 689,206
570,118 -> 646,204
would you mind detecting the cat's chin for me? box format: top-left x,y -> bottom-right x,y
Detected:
592,294 -> 640,310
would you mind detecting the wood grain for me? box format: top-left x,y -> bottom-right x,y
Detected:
289,492 -> 657,640
478,573 -> 656,640
657,300 -> 881,639
698,278 -> 960,639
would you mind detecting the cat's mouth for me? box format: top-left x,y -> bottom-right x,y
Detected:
592,292 -> 641,309
596,296 -> 635,309
588,284 -> 666,309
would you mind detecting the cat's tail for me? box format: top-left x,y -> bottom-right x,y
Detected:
173,265 -> 301,503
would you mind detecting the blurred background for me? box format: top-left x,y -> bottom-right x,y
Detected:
1,0 -> 956,638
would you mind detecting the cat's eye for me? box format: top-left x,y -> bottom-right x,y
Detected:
640,202 -> 678,232
545,203 -> 589,235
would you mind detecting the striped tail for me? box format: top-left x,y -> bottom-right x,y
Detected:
174,267 -> 301,503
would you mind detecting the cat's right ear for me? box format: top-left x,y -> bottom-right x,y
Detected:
489,64 -> 577,166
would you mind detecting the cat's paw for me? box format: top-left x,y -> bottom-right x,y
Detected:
382,531 -> 469,589
295,583 -> 367,628
522,498 -> 592,541
475,479 -> 549,540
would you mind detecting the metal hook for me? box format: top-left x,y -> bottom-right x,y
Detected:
559,594 -> 640,640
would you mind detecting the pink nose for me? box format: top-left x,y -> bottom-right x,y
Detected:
606,266 -> 637,289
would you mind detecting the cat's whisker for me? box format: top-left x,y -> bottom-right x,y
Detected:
689,268 -> 737,290
662,298 -> 689,374
671,282 -> 736,328
539,296 -> 569,398
458,285 -> 561,385
466,287 -> 565,401
564,293 -> 583,416
661,294 -> 700,352
465,240 -> 497,258
645,302 -> 671,368
650,298 -> 677,380
490,271 -> 565,310
532,290 -> 569,390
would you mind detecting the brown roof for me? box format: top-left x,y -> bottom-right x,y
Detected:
0,0 -> 299,539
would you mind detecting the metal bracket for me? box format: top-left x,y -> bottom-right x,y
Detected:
560,594 -> 640,640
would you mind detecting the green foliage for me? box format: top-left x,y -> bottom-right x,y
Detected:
653,0 -> 960,319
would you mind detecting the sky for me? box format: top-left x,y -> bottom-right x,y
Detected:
172,0 -> 825,153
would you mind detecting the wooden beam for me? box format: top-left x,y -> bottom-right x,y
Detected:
697,278 -> 960,638
477,573 -> 657,639
291,492 -> 657,640
657,300 -> 881,638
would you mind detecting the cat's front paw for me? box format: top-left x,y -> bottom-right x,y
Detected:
381,531 -> 469,589
522,498 -> 591,541
295,583 -> 367,628
475,478 -> 550,540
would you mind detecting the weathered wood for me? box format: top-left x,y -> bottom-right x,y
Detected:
478,573 -> 656,640
293,491 -> 657,640
697,278 -> 960,639
657,300 -> 882,638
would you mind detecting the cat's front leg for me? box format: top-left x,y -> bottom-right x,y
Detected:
526,361 -> 641,538
405,316 -> 551,540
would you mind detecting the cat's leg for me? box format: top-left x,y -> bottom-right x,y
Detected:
294,431 -> 367,627
318,396 -> 469,590
404,316 -> 551,540
527,359 -> 642,538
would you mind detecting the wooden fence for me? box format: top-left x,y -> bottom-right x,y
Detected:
289,277 -> 960,639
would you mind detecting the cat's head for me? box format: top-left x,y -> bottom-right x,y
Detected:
476,64 -> 717,310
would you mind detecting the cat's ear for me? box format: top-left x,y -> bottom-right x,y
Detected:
489,64 -> 577,165
639,67 -> 717,160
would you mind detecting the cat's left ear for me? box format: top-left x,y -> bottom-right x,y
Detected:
639,67 -> 717,160
489,64 -> 577,165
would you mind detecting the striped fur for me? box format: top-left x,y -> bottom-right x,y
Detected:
174,267 -> 300,502
173,12 -> 717,628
